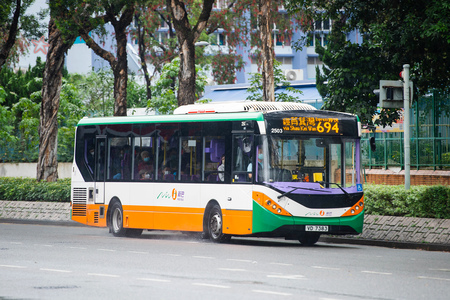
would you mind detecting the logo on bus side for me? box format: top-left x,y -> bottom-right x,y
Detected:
157,188 -> 185,201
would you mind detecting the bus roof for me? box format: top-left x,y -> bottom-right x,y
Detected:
173,101 -> 316,114
76,111 -> 266,126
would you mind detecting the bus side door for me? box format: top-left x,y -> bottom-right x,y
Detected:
94,136 -> 106,204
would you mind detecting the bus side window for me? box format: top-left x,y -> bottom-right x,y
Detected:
203,137 -> 225,182
156,123 -> 179,181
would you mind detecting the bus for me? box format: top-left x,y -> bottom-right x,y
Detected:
71,101 -> 364,245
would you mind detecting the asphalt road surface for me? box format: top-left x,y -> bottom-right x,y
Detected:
0,222 -> 449,300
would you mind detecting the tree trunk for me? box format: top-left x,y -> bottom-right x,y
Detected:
37,18 -> 74,182
136,13 -> 152,100
167,0 -> 214,107
79,5 -> 134,116
178,35 -> 196,106
113,28 -> 128,116
260,0 -> 275,102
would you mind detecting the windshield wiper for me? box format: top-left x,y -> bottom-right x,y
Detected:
277,185 -> 330,199
318,181 -> 353,200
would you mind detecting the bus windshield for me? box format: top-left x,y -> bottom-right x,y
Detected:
257,135 -> 360,188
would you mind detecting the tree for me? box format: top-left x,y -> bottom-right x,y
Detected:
0,0 -> 45,69
259,0 -> 275,101
51,0 -> 135,116
166,0 -> 214,106
147,56 -> 208,114
246,61 -> 302,102
287,0 -> 450,126
37,16 -> 78,181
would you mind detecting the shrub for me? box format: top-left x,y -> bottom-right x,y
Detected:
0,177 -> 70,202
364,184 -> 450,219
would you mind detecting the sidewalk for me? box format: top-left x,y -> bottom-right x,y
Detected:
1,200 -> 449,251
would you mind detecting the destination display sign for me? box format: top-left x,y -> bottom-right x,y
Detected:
265,111 -> 359,137
281,116 -> 340,134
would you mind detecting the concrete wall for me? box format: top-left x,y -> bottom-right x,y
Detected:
0,163 -> 72,179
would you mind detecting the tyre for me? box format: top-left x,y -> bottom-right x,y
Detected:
298,233 -> 321,246
110,202 -> 126,237
207,204 -> 230,243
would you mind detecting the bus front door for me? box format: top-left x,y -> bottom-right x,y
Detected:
94,136 -> 106,204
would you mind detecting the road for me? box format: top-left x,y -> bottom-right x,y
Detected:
0,222 -> 449,300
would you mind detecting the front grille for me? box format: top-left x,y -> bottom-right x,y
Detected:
72,187 -> 87,217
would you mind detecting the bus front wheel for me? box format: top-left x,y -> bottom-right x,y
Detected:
207,204 -> 230,243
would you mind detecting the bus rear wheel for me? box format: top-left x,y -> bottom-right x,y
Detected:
110,202 -> 143,238
111,202 -> 126,237
299,233 -> 321,246
207,204 -> 230,243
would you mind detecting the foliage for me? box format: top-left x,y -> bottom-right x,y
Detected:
210,52 -> 244,85
0,177 -> 70,202
246,61 -> 303,102
0,57 -> 45,107
147,57 -> 208,114
287,0 -> 450,127
364,185 -> 450,219
0,0 -> 46,68
0,61 -> 148,163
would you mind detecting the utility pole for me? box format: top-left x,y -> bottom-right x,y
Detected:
377,64 -> 413,190
402,64 -> 410,190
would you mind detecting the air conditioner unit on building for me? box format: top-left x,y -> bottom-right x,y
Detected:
284,69 -> 303,81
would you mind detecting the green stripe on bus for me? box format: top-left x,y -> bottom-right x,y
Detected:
77,112 -> 265,126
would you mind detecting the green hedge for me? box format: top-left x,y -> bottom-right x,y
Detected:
0,177 -> 70,202
364,184 -> 450,219
0,178 -> 449,219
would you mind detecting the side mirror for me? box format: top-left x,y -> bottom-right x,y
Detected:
369,137 -> 376,152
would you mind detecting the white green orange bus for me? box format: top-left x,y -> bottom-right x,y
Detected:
71,101 -> 364,245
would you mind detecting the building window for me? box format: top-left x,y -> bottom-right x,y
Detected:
307,57 -> 323,65
210,32 -> 226,46
308,17 -> 332,48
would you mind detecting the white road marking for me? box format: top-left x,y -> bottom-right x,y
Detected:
270,262 -> 293,266
34,244 -> 53,247
128,251 -> 149,254
193,256 -> 214,259
97,248 -> 116,252
267,274 -> 305,280
218,268 -> 246,272
137,278 -> 171,283
361,271 -> 392,275
429,268 -> 450,272
88,273 -> 120,278
10,242 -> 22,245
192,283 -> 230,289
164,254 -> 181,257
40,268 -> 72,273
253,290 -> 292,296
418,276 -> 450,281
0,264 -> 26,269
69,246 -> 87,250
312,266 -> 341,271
226,259 -> 256,263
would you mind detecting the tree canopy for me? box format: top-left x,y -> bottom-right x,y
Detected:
0,0 -> 46,68
288,0 -> 450,126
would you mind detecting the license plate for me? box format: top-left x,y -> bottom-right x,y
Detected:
305,225 -> 329,232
